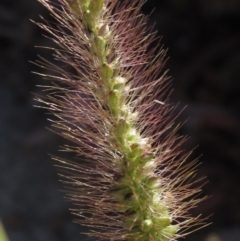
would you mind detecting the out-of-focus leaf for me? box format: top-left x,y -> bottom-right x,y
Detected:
0,221 -> 9,241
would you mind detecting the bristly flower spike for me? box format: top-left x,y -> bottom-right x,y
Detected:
34,0 -> 207,240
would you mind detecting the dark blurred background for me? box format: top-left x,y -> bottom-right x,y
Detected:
0,0 -> 240,240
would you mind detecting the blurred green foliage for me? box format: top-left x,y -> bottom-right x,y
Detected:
0,221 -> 9,241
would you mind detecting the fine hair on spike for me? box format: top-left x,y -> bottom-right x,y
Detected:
33,0 -> 208,240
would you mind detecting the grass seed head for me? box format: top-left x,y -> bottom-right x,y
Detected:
34,0 -> 208,240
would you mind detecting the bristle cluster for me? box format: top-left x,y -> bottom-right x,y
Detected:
34,0 -> 206,240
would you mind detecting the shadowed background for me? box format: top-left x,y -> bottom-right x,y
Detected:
0,0 -> 240,240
